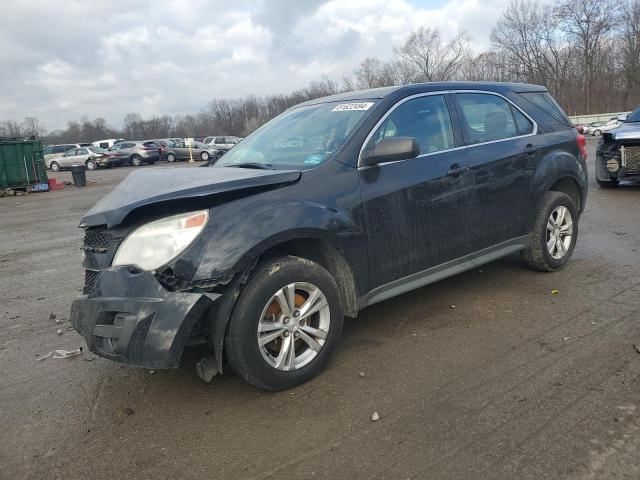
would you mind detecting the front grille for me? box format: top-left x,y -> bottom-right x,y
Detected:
621,146 -> 640,173
82,229 -> 112,252
83,269 -> 99,295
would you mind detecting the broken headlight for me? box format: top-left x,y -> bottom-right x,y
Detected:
112,210 -> 209,271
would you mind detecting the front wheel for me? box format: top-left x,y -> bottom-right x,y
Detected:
131,155 -> 142,166
50,161 -> 61,172
167,153 -> 176,163
521,191 -> 578,272
200,151 -> 209,161
225,256 -> 343,390
593,129 -> 602,136
86,159 -> 97,170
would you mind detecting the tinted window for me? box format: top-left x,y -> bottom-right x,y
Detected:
367,95 -> 454,155
98,142 -> 109,149
512,107 -> 534,135
456,93 -> 518,144
43,146 -> 53,154
519,91 -> 571,126
214,137 -> 225,144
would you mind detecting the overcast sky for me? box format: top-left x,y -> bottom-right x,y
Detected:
1,0 -> 510,131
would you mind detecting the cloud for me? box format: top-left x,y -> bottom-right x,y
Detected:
0,0 -> 509,131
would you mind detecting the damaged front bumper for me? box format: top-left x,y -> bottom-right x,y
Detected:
70,266 -> 221,369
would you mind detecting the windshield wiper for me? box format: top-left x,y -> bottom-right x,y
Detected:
227,162 -> 275,170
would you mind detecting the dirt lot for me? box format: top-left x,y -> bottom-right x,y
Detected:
1,141 -> 640,480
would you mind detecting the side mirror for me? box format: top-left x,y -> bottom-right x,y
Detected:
361,137 -> 420,167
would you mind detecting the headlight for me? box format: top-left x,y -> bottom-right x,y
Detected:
112,210 -> 209,271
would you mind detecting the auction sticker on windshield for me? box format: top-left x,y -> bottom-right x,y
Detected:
332,102 -> 374,112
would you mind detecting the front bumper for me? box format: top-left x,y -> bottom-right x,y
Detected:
71,266 -> 221,369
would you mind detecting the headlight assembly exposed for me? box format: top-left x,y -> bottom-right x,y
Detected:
112,210 -> 209,271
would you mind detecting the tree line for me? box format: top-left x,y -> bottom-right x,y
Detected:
2,0 -> 639,145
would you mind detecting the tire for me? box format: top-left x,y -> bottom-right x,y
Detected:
225,256 -> 344,390
200,151 -> 209,161
593,129 -> 602,136
85,159 -> 97,170
50,161 -> 60,172
167,153 -> 176,163
596,178 -> 618,188
521,191 -> 579,272
131,155 -> 142,166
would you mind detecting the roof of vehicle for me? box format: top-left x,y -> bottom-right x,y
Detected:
294,82 -> 547,108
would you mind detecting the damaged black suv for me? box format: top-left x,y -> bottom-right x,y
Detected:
71,82 -> 588,390
595,106 -> 640,187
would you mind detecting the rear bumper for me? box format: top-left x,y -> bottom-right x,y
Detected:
70,266 -> 220,369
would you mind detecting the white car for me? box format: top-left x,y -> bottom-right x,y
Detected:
92,138 -> 124,149
589,119 -> 620,136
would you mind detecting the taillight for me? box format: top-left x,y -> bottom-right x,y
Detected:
576,133 -> 587,160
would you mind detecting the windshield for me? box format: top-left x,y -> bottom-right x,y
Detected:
625,107 -> 640,123
215,101 -> 377,169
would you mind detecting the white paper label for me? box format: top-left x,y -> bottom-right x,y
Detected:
332,102 -> 374,112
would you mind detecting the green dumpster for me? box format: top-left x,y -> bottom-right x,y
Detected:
0,138 -> 48,192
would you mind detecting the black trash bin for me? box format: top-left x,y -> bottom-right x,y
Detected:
70,164 -> 86,187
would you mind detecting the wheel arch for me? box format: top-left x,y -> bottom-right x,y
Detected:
548,176 -> 583,212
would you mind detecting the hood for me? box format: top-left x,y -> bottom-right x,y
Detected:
611,122 -> 640,141
81,166 -> 301,227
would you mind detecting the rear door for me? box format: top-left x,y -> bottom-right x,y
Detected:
452,91 -> 537,251
358,93 -> 478,290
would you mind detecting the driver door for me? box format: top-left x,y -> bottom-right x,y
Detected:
60,149 -> 79,167
358,93 -> 477,291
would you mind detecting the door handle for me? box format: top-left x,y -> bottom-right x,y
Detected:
524,144 -> 539,155
447,164 -> 470,177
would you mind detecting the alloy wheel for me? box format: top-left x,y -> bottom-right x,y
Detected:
257,282 -> 330,371
546,206 -> 573,260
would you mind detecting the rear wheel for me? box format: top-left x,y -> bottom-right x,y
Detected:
593,129 -> 602,136
522,191 -> 578,272
225,256 -> 343,390
131,155 -> 142,166
167,153 -> 176,163
200,151 -> 209,161
50,161 -> 60,172
85,159 -> 97,170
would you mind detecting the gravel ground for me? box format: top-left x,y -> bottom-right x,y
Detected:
1,141 -> 639,480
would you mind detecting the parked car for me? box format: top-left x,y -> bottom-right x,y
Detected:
164,140 -> 222,162
203,136 -> 241,151
108,141 -> 160,166
595,105 -> 640,187
92,138 -> 124,150
72,82 -> 587,390
588,119 -> 619,136
48,146 -> 118,171
43,144 -> 82,165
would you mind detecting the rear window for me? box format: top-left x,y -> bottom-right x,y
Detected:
519,92 -> 571,126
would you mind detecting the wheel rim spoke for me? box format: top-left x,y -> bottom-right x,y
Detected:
258,328 -> 285,346
258,320 -> 284,333
274,285 -> 295,318
274,335 -> 293,369
298,330 -> 322,352
300,324 -> 328,340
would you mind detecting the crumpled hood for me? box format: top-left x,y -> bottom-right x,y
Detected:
81,167 -> 301,227
611,123 -> 640,141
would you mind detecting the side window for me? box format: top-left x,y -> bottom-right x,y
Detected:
225,136 -> 235,144
99,142 -> 109,149
43,146 -> 53,155
367,95 -> 455,155
456,93 -> 518,144
214,137 -> 225,144
63,149 -> 76,157
77,148 -> 88,155
512,107 -> 534,135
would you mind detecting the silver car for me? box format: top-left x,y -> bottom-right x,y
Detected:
203,136 -> 241,151
48,147 -> 114,171
43,144 -> 81,165
108,141 -> 160,166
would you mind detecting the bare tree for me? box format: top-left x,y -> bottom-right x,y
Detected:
21,116 -> 46,138
621,0 -> 640,105
395,27 -> 471,82
556,0 -> 623,113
